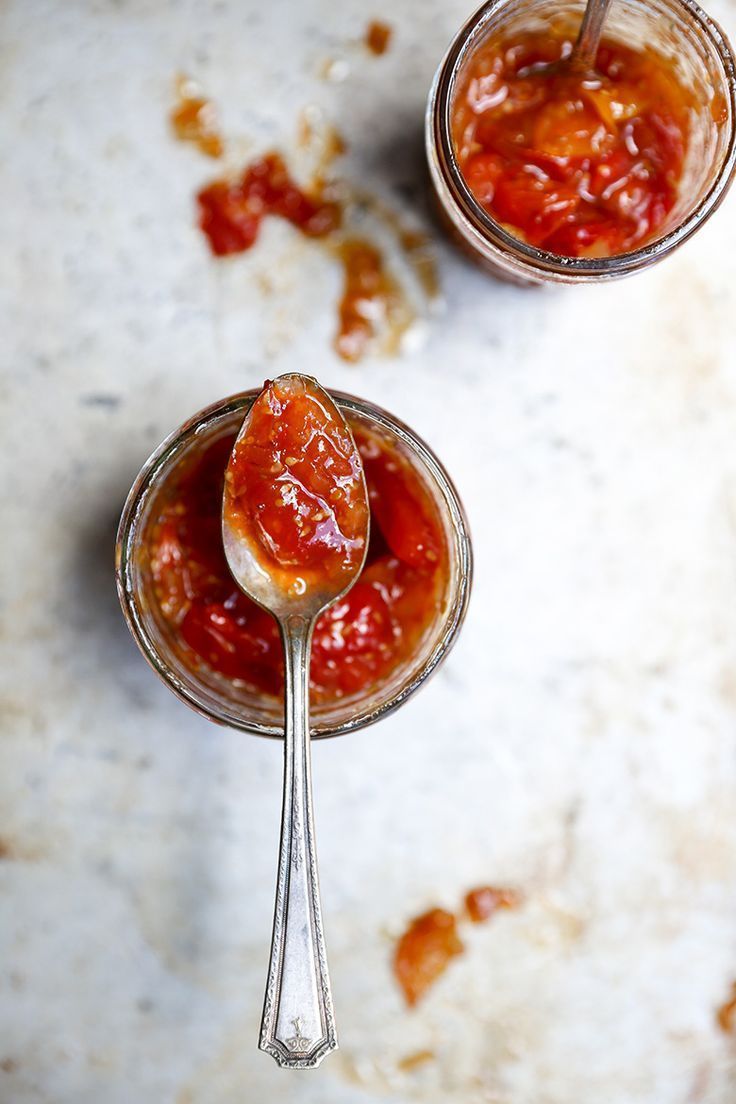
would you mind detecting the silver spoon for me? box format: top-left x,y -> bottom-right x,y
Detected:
222,373 -> 369,1069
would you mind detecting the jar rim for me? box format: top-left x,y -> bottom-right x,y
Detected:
115,389 -> 473,740
429,0 -> 736,281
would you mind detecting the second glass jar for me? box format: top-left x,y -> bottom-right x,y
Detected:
426,0 -> 736,284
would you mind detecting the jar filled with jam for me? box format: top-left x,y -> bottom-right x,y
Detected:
116,391 -> 472,738
426,0 -> 736,283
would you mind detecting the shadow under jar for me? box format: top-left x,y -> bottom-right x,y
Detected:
426,0 -> 736,284
116,390 -> 472,739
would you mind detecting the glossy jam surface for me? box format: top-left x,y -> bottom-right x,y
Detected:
452,31 -> 692,256
197,153 -> 340,255
394,909 -> 464,1007
148,418 -> 448,703
224,378 -> 368,596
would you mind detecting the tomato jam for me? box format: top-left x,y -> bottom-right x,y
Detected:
197,153 -> 340,256
224,378 -> 368,597
452,30 -> 692,257
394,908 -> 464,1007
147,416 -> 448,703
464,885 -> 520,923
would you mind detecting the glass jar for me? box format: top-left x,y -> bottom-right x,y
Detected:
115,390 -> 473,739
426,0 -> 736,284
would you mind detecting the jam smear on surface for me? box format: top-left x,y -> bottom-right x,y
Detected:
717,982 -> 736,1033
393,886 -> 523,1005
334,239 -> 411,363
176,80 -> 439,361
171,75 -> 224,159
297,111 -> 347,186
452,31 -> 692,257
365,20 -> 392,56
465,885 -> 521,923
148,419 -> 447,703
223,377 -> 368,595
394,909 -> 464,1007
397,1049 -> 436,1072
197,153 -> 340,256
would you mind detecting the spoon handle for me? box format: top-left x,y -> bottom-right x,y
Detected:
259,613 -> 338,1069
572,0 -> 614,71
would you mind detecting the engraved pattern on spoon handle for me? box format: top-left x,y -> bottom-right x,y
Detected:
572,0 -> 615,70
259,614 -> 338,1070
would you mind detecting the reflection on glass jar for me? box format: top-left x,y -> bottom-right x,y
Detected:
116,391 -> 473,739
426,0 -> 736,283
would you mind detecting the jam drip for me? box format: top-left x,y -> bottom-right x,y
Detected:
197,153 -> 340,256
365,20 -> 392,56
171,75 -> 224,159
393,886 -> 523,1005
334,239 -> 410,363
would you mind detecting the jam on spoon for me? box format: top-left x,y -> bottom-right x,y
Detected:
222,374 -> 369,1069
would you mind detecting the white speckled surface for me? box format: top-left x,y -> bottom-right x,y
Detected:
2,1 -> 736,1101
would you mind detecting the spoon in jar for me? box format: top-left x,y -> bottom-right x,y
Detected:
531,0 -> 615,76
222,373 -> 370,1069
571,0 -> 615,71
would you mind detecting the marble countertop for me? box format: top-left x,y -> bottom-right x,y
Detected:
2,0 -> 736,1101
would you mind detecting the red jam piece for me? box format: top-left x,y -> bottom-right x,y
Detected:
452,31 -> 692,256
197,152 -> 341,256
223,377 -> 368,595
148,419 -> 448,703
394,908 -> 464,1007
